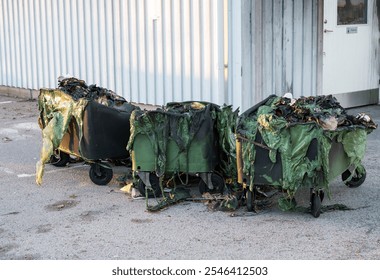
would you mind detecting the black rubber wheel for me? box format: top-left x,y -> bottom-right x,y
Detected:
50,150 -> 70,167
198,174 -> 225,194
310,192 -> 321,218
137,173 -> 161,198
342,167 -> 366,188
246,189 -> 254,212
89,163 -> 113,185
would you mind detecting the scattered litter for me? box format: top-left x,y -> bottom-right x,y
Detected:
1,211 -> 20,216
1,137 -> 12,142
45,200 -> 79,211
120,183 -> 134,194
131,218 -> 153,224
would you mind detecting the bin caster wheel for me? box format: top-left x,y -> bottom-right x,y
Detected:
50,150 -> 70,167
137,173 -> 161,198
89,163 -> 113,185
320,190 -> 324,203
310,192 -> 321,218
198,174 -> 225,194
342,166 -> 366,188
246,189 -> 254,212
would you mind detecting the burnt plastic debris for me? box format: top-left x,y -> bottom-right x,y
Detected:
272,95 -> 377,130
58,77 -> 126,108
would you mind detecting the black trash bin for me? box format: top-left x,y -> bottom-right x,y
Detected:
36,84 -> 138,186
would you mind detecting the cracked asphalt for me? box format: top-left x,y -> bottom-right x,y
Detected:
0,94 -> 379,260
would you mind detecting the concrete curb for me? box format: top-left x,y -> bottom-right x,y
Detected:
0,86 -> 39,100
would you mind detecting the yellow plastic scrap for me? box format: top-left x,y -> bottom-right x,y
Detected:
319,116 -> 338,131
35,89 -> 87,185
257,114 -> 273,130
190,102 -> 205,110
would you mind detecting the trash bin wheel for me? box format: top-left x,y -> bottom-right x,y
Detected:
341,167 -> 366,188
198,173 -> 225,194
89,163 -> 113,185
137,173 -> 161,198
246,189 -> 254,212
319,189 -> 325,203
310,191 -> 321,218
50,150 -> 70,167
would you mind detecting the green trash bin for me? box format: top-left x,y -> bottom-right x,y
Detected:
236,95 -> 376,217
128,102 -> 227,199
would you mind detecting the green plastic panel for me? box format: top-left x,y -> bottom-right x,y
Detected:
132,134 -> 218,174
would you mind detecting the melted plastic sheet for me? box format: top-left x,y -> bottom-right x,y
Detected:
36,89 -> 87,185
237,95 -> 377,210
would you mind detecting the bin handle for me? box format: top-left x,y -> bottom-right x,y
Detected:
236,135 -> 273,151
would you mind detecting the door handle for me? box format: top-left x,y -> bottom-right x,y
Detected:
324,29 -> 333,33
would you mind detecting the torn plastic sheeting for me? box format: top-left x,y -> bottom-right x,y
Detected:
146,186 -> 192,212
237,94 -> 377,210
36,89 -> 87,185
128,109 -> 170,176
324,128 -> 368,182
166,101 -> 239,181
215,105 -> 239,181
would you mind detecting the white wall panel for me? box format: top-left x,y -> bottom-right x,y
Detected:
0,0 -> 228,106
236,0 -> 322,112
227,0 -> 242,109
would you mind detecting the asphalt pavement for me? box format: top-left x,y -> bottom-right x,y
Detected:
0,94 -> 379,260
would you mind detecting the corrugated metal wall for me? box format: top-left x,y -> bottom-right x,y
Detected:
0,0 -> 228,105
238,0 -> 322,111
0,0 -> 323,110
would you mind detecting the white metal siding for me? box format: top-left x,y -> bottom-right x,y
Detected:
237,0 -> 322,112
1,0 -> 325,111
0,0 -> 228,106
